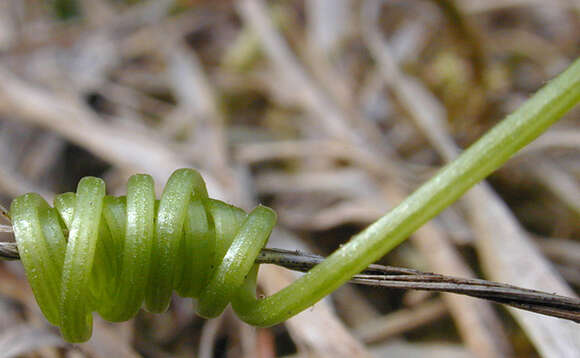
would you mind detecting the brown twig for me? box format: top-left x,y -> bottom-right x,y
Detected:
2,242 -> 576,323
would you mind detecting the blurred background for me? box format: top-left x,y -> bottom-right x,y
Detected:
0,0 -> 578,357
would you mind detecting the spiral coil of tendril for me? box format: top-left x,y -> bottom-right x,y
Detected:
11,169 -> 276,343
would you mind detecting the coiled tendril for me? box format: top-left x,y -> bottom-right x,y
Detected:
11,169 -> 276,342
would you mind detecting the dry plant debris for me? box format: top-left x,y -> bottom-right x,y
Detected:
0,0 -> 578,357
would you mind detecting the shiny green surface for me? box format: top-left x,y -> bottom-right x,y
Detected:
11,169 -> 276,343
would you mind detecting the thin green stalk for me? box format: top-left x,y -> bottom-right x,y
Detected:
235,58 -> 580,326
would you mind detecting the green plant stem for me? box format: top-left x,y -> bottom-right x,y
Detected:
235,58 -> 580,326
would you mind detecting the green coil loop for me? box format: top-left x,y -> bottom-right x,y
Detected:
10,169 -> 276,342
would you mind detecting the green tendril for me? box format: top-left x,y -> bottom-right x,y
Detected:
9,58 -> 580,343
11,169 -> 276,343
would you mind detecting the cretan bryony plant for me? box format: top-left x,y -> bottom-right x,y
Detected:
7,57 -> 580,343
